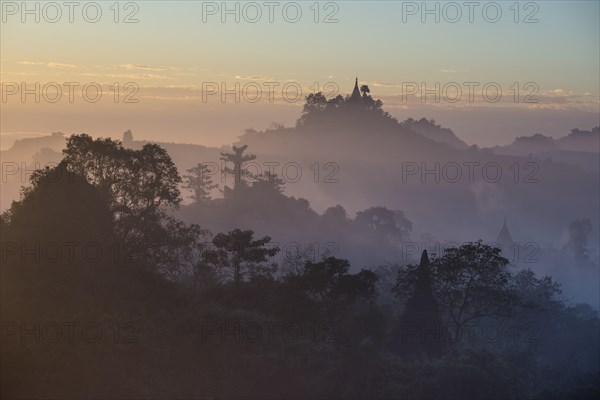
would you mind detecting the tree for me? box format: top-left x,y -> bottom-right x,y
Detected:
354,206 -> 412,242
183,163 -> 218,204
252,170 -> 286,194
289,257 -> 378,316
395,241 -> 517,342
220,145 -> 257,191
297,92 -> 345,126
511,269 -> 562,312
323,205 -> 348,222
207,229 -> 279,286
327,95 -> 345,108
302,92 -> 329,114
2,161 -> 114,252
62,134 -> 181,220
280,242 -> 319,277
357,85 -> 385,111
175,230 -> 223,294
61,134 -> 198,271
563,218 -> 593,265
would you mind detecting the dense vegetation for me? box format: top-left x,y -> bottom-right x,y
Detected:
1,92 -> 598,399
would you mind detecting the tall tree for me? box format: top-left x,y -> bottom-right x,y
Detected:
61,134 -> 198,270
220,145 -> 257,191
183,163 -> 218,204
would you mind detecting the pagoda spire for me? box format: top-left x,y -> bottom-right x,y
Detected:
394,249 -> 445,357
350,77 -> 362,102
496,217 -> 514,249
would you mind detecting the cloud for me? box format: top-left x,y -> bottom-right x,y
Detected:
18,61 -> 77,68
234,75 -> 274,81
3,72 -> 39,76
47,62 -> 77,69
370,85 -> 599,113
370,81 -> 402,88
118,64 -> 174,71
524,90 -> 599,111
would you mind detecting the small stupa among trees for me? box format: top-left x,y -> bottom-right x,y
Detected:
297,78 -> 391,127
393,250 -> 445,357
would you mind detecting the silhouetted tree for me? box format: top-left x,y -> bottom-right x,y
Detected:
302,92 -> 329,114
357,84 -> 385,111
511,269 -> 562,313
395,241 -> 517,343
61,134 -> 199,270
354,206 -> 412,242
220,145 -> 257,191
327,94 -> 345,108
563,218 -> 593,265
183,163 -> 218,204
207,229 -> 279,286
281,242 -> 319,276
62,134 -> 181,220
3,161 -> 114,251
323,205 -> 348,222
289,257 -> 377,317
176,231 -> 223,294
252,170 -> 286,194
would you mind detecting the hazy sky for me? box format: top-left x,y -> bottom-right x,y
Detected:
1,0 -> 599,148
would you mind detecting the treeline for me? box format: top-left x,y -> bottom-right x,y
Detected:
1,134 -> 598,399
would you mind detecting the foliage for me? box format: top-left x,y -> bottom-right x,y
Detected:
2,134 -> 598,399
183,163 -> 218,204
207,228 -> 280,285
60,134 -> 199,271
395,241 -> 518,342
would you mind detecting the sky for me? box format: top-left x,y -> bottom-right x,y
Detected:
1,0 -> 599,148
